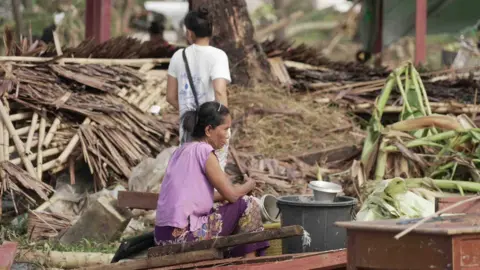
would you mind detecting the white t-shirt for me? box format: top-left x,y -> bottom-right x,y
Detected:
168,44 -> 231,170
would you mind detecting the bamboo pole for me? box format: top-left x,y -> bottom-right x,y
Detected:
52,30 -> 63,56
12,147 -> 62,166
25,112 -> 38,153
0,57 -> 171,66
0,99 -> 36,178
9,140 -> 37,154
37,116 -> 46,180
55,118 -> 91,167
0,119 -> 4,163
10,112 -> 33,121
353,104 -> 480,114
0,119 -> 5,186
16,249 -> 113,269
42,159 -> 57,172
43,117 -> 61,147
3,100 -> 9,162
16,123 -> 39,136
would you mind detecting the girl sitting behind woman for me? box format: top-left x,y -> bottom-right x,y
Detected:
155,101 -> 269,257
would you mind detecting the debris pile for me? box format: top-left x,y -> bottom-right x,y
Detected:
0,62 -> 178,209
3,28 -> 178,59
349,62 -> 480,220
228,85 -> 363,158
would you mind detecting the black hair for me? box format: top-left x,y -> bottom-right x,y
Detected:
149,21 -> 164,35
40,24 -> 57,44
184,5 -> 212,38
182,101 -> 230,139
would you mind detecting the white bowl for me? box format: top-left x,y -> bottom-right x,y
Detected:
308,181 -> 342,202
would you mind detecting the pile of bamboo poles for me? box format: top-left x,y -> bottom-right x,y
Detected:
0,61 -> 178,199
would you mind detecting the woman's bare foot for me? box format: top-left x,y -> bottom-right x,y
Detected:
244,252 -> 256,258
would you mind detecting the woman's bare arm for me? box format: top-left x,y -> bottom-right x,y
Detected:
205,153 -> 254,203
166,75 -> 179,110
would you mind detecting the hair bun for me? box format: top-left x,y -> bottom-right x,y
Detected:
198,6 -> 209,20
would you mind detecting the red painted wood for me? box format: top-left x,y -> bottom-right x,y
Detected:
0,241 -> 18,270
373,0 -> 383,54
435,196 -> 480,214
201,250 -> 346,270
85,0 -> 111,43
415,0 -> 427,65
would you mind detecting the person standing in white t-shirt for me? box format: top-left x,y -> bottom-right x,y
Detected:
166,6 -> 231,171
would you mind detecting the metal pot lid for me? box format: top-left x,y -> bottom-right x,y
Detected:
308,181 -> 342,193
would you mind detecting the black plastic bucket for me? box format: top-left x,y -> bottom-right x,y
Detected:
277,195 -> 357,254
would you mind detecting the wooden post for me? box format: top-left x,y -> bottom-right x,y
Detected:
85,0 -> 112,43
415,0 -> 427,66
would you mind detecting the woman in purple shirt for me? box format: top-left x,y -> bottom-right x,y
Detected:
155,101 -> 269,257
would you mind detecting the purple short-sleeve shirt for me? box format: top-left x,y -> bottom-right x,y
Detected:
155,142 -> 215,231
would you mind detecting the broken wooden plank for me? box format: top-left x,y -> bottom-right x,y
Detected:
0,241 -> 18,270
148,225 -> 304,257
152,254 -> 321,270
118,191 -> 158,210
201,249 -> 347,270
80,249 -> 222,270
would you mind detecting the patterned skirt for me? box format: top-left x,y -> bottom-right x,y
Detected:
154,196 -> 270,257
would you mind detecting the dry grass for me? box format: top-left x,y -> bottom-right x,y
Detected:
228,85 -> 363,158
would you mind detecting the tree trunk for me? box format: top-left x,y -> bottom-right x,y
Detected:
21,0 -> 32,11
191,0 -> 275,87
273,0 -> 286,40
11,0 -> 24,39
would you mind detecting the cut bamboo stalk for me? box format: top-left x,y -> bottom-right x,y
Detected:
12,147 -> 62,166
52,30 -> 63,56
16,123 -> 39,137
3,100 -> 9,162
55,118 -> 91,167
25,112 -> 38,153
9,140 -> 38,154
37,116 -> 46,180
354,104 -> 480,114
43,117 -> 61,147
10,112 -> 33,121
0,99 -> 36,178
0,120 -> 4,163
0,120 -> 5,182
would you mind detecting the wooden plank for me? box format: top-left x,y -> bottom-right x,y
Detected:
0,241 -> 18,270
201,249 -> 347,270
152,254 -> 297,270
435,196 -> 480,214
153,252 -> 325,270
148,225 -> 304,258
117,191 -> 158,210
79,249 -> 222,270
